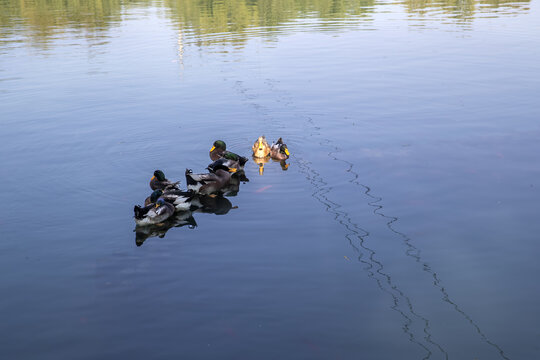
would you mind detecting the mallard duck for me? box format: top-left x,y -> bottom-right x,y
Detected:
252,136 -> 271,158
185,163 -> 235,195
162,189 -> 196,211
270,138 -> 290,160
207,153 -> 244,172
134,198 -> 175,226
209,140 -> 248,166
144,189 -> 164,206
150,170 -> 180,191
144,189 -> 195,211
207,158 -> 249,195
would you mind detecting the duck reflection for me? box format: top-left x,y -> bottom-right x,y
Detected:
253,154 -> 290,174
207,157 -> 249,196
135,210 -> 197,246
192,194 -> 235,215
252,155 -> 270,175
134,191 -> 239,246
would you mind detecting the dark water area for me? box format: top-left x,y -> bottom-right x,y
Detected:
1,0 -> 540,359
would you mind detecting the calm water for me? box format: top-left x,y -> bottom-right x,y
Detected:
1,0 -> 540,359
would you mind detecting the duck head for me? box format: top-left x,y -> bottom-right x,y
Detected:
152,170 -> 166,181
280,144 -> 290,158
210,140 -> 226,153
155,198 -> 166,208
150,190 -> 163,203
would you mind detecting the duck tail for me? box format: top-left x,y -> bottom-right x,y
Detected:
185,169 -> 197,186
134,205 -> 144,219
239,156 -> 248,166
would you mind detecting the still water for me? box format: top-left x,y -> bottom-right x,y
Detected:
1,0 -> 540,359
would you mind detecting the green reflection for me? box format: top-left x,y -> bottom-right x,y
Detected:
0,0 -> 125,43
0,0 -> 531,48
402,0 -> 530,20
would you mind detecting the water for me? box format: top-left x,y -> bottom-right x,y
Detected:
1,0 -> 540,359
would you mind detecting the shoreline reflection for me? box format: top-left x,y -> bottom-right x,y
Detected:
0,0 -> 531,49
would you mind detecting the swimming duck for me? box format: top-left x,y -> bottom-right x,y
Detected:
209,140 -> 248,167
270,138 -> 290,160
144,189 -> 195,211
134,198 -> 175,226
185,163 -> 236,195
162,189 -> 196,211
252,136 -> 271,158
207,158 -> 249,195
208,152 -> 247,172
144,189 -> 164,206
149,170 -> 180,191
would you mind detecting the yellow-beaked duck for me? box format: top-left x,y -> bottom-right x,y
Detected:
210,140 -> 248,167
185,162 -> 237,195
134,198 -> 175,226
144,189 -> 195,211
270,137 -> 290,160
252,136 -> 271,158
149,170 -> 180,191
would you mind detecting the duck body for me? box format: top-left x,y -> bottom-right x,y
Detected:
134,199 -> 175,226
185,167 -> 233,195
149,170 -> 180,191
144,189 -> 164,206
209,140 -> 248,167
162,189 -> 196,211
207,158 -> 249,195
270,137 -> 290,161
143,189 -> 194,211
252,136 -> 271,158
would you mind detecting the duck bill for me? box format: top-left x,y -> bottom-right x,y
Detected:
284,148 -> 290,156
210,146 -> 215,152
151,176 -> 156,180
228,168 -> 237,173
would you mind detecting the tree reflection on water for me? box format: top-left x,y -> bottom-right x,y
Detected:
0,0 -> 531,48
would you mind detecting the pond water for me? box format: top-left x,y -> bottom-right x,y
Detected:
1,0 -> 540,359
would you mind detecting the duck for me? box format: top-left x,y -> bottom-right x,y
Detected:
144,189 -> 195,211
134,198 -> 175,226
252,136 -> 271,158
270,137 -> 290,160
208,158 -> 249,195
185,162 -> 236,195
144,189 -> 164,206
208,152 -> 247,172
162,189 -> 196,211
209,140 -> 248,167
149,170 -> 180,191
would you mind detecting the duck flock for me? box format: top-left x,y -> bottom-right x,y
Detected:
133,136 -> 290,245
